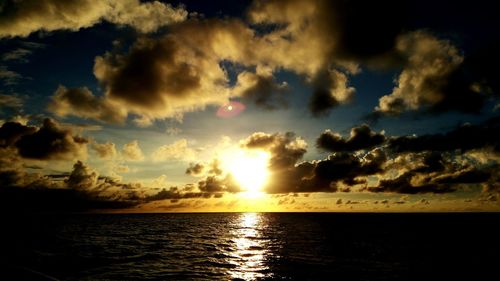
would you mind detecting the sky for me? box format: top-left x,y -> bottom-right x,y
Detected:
0,0 -> 499,212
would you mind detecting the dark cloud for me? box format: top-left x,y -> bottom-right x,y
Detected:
374,31 -> 488,116
317,124 -> 385,152
433,168 -> 491,185
466,41 -> 500,98
45,17 -> 273,125
241,132 -> 307,170
309,69 -> 355,116
186,163 -> 205,176
62,0 -> 408,124
197,174 -> 241,193
38,0 -> 492,125
247,0 -> 408,115
15,118 -> 88,160
301,148 -> 387,192
243,126 -> 497,195
0,160 -> 139,211
144,187 -> 216,202
92,19 -> 259,124
388,117 -> 500,153
258,135 -> 386,193
324,0 -> 409,62
366,152 -> 493,194
234,67 -> 289,110
186,159 -> 223,177
186,132 -> 310,194
0,157 -> 224,212
1,118 -> 88,160
413,152 -> 445,174
0,186 -> 137,212
248,0 -> 408,63
264,161 -> 316,194
188,158 -> 242,194
0,121 -> 36,147
66,160 -> 98,190
366,171 -> 454,194
49,86 -> 127,124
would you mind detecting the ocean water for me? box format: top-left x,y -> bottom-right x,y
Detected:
2,212 -> 499,280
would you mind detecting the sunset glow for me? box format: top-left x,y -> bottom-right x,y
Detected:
227,150 -> 270,196
0,0 -> 498,213
1,1 -> 499,279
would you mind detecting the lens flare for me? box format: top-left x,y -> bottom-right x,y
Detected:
217,101 -> 245,118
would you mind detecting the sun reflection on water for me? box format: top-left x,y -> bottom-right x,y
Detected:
227,212 -> 269,280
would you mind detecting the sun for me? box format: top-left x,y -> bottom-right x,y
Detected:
225,150 -> 270,196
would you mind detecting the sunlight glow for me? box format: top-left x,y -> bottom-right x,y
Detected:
228,213 -> 269,279
226,150 -> 270,196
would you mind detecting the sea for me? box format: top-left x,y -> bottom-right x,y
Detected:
1,212 -> 499,280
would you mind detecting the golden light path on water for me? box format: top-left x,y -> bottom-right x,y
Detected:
228,213 -> 269,280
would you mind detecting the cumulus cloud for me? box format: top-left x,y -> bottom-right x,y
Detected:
197,174 -> 241,193
0,154 -> 226,212
247,0 -> 406,70
317,124 -> 385,152
185,163 -> 205,176
15,118 -> 88,160
0,159 -> 141,211
37,0 -> 497,126
151,139 -> 197,162
235,120 -> 499,195
0,121 -> 36,147
309,69 -> 355,116
183,158 -> 240,194
375,31 -> 485,115
91,141 -> 117,159
144,186 -> 216,202
49,0 -> 408,124
66,160 -> 98,190
237,131 -> 387,194
241,132 -> 307,170
49,86 -> 127,124
43,0 -> 489,125
367,172 -> 454,194
92,19 -> 260,122
0,145 -> 60,190
233,66 -> 289,110
186,158 -> 224,177
366,150 -> 494,194
304,148 -> 387,191
387,117 -> 500,153
0,118 -> 88,160
0,0 -> 187,38
121,140 -> 144,161
246,0 -> 411,114
261,147 -> 386,194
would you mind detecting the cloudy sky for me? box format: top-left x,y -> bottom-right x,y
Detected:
0,0 -> 499,212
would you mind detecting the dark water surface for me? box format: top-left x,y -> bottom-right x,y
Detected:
2,212 -> 499,280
